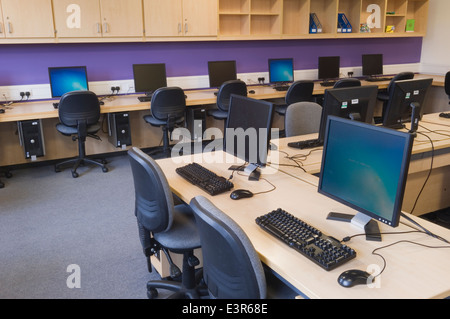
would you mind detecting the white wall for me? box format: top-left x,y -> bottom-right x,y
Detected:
420,0 -> 450,74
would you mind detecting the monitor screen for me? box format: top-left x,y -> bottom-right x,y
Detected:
383,78 -> 433,129
319,116 -> 414,228
224,95 -> 274,167
317,85 -> 378,142
268,58 -> 294,84
208,60 -> 237,88
362,54 -> 383,77
48,66 -> 89,98
133,63 -> 167,94
318,56 -> 340,80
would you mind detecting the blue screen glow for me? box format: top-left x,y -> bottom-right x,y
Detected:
49,67 -> 88,97
269,59 -> 294,83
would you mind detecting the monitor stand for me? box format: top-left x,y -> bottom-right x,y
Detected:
326,212 -> 382,241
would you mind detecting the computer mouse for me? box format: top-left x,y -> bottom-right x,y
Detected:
0,109 -> 5,114
230,189 -> 253,200
338,269 -> 373,288
248,90 -> 255,94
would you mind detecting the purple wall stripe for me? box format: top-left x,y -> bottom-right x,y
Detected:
0,37 -> 422,86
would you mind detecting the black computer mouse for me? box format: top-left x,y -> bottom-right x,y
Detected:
338,269 -> 373,288
0,109 -> 5,114
230,189 -> 253,200
248,90 -> 255,94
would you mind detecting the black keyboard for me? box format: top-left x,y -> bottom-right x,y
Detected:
288,139 -> 323,149
176,163 -> 234,196
365,76 -> 393,82
320,81 -> 336,87
439,112 -> 450,118
256,209 -> 356,271
138,96 -> 152,102
274,86 -> 289,91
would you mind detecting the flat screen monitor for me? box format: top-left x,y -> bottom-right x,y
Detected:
317,85 -> 378,143
133,63 -> 167,95
318,116 -> 414,239
224,94 -> 274,173
48,66 -> 89,98
268,58 -> 294,84
362,54 -> 383,77
208,60 -> 237,88
383,78 -> 433,129
318,56 -> 340,81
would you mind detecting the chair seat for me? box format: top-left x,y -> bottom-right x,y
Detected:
206,109 -> 228,120
153,204 -> 201,253
56,123 -> 101,135
144,115 -> 185,127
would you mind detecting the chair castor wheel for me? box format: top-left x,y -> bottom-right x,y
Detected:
147,288 -> 158,299
72,171 -> 79,178
102,167 -> 108,173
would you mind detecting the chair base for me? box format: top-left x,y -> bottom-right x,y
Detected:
55,157 -> 108,178
0,170 -> 12,188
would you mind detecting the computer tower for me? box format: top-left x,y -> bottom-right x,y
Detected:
108,112 -> 132,149
17,120 -> 45,160
186,107 -> 206,141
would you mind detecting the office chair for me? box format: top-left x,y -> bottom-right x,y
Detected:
333,78 -> 361,88
54,91 -> 108,178
284,102 -> 323,137
445,71 -> 450,102
275,80 -> 315,116
207,80 -> 247,120
143,87 -> 186,157
377,71 -> 414,123
128,147 -> 206,299
190,195 -> 266,299
0,170 -> 12,188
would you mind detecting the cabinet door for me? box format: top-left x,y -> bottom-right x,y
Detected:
1,0 -> 54,38
144,0 -> 183,37
182,0 -> 217,36
53,0 -> 102,38
100,0 -> 144,37
0,4 -> 5,38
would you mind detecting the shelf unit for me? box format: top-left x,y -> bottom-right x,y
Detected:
217,0 -> 429,39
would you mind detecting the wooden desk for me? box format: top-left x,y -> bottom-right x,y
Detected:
156,151 -> 450,299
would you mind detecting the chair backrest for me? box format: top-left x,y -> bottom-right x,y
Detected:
445,71 -> 450,98
190,196 -> 266,299
285,80 -> 314,105
388,72 -> 414,93
128,147 -> 174,233
58,91 -> 100,127
150,87 -> 186,121
333,78 -> 361,88
285,101 -> 323,137
216,80 -> 247,112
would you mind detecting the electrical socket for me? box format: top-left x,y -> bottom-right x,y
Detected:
0,91 -> 9,101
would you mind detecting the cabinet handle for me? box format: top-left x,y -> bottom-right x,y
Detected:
104,23 -> 109,33
8,22 -> 12,34
178,23 -> 182,34
185,23 -> 188,34
97,23 -> 101,33
0,23 -> 3,34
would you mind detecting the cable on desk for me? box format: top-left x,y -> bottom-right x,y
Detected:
229,164 -> 277,196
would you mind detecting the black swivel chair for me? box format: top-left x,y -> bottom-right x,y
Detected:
445,71 -> 450,104
190,196 -> 267,299
333,78 -> 361,88
54,91 -> 108,178
377,71 -> 414,123
144,87 -> 186,157
207,80 -> 247,120
128,147 -> 206,299
274,80 -> 315,116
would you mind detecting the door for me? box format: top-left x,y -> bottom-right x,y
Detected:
144,0 -> 183,37
53,0 -> 102,38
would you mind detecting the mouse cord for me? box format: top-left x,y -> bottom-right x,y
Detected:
231,167 -> 277,195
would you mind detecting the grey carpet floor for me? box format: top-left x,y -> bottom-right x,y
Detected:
0,154 -> 160,299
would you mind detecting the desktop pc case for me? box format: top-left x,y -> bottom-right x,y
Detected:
186,107 -> 206,141
108,112 -> 132,148
18,120 -> 45,160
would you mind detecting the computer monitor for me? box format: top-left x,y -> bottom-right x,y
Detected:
224,94 -> 274,180
317,85 -> 378,144
318,56 -> 340,81
382,78 -> 433,129
208,60 -> 237,88
132,63 -> 167,96
362,54 -> 383,77
318,116 -> 414,241
48,66 -> 89,98
268,58 -> 294,85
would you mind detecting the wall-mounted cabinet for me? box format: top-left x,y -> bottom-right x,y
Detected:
0,0 -> 54,39
0,0 -> 430,44
144,0 -> 217,38
53,0 -> 144,40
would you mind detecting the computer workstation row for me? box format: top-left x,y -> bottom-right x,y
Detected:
155,92 -> 450,297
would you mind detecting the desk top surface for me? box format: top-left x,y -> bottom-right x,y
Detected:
156,150 -> 450,299
0,74 -> 444,123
